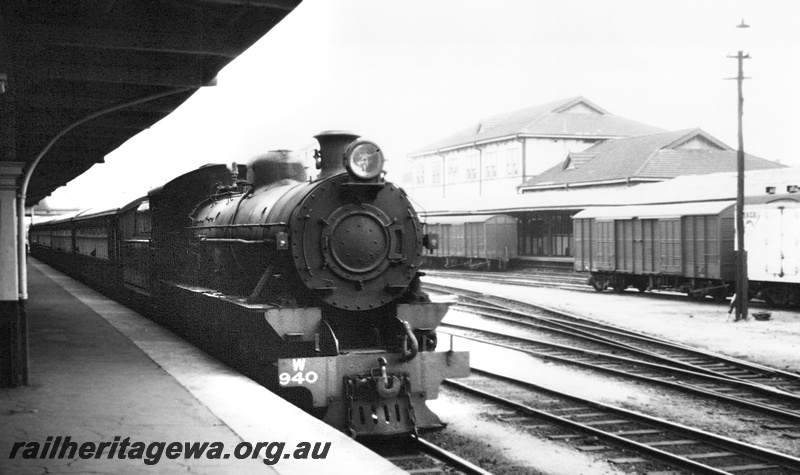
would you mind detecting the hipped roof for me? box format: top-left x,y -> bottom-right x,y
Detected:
410,96 -> 664,156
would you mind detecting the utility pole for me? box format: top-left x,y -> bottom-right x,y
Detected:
729,19 -> 750,322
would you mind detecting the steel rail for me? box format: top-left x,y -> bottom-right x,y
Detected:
369,436 -> 497,475
415,437 -> 496,475
452,300 -> 800,399
441,324 -> 800,423
446,370 -> 800,473
426,281 -> 800,386
424,269 -> 589,289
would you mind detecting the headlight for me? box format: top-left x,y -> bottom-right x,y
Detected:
344,140 -> 384,180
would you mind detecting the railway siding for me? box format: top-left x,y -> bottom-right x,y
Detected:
424,275 -> 800,466
424,275 -> 800,375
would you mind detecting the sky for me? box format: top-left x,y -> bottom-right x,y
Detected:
45,0 -> 800,210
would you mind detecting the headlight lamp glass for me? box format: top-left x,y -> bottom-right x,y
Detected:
344,140 -> 384,180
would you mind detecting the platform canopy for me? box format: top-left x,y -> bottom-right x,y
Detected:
0,0 -> 301,205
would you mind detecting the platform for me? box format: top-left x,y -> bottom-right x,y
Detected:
0,259 -> 404,475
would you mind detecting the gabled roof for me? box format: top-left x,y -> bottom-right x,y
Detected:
410,96 -> 664,156
520,128 -> 783,191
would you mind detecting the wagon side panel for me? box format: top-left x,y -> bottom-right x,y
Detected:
594,220 -> 615,271
705,215 -> 721,279
783,205 -> 800,283
573,218 -> 592,272
719,209 -> 736,282
642,219 -> 658,273
683,216 -> 702,278
615,219 -> 635,273
658,218 -> 682,274
633,219 -> 644,274
453,222 -> 465,258
487,215 -> 517,260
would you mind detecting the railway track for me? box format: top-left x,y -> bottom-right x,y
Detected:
425,282 -> 800,395
423,268 -> 590,292
425,282 -> 800,430
366,436 -> 495,475
422,269 -> 777,308
446,369 -> 800,475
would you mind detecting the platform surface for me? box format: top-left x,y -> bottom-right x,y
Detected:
0,259 -> 404,474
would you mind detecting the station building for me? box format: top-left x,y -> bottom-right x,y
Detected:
407,96 -> 664,205
405,98 -> 785,268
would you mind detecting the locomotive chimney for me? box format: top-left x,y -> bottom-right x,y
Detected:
314,130 -> 360,179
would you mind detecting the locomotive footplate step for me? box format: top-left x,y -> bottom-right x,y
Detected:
1,260 -> 405,475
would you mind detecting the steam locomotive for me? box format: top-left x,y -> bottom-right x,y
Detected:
29,131 -> 470,437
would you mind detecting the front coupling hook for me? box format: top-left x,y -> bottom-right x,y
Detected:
375,357 -> 401,398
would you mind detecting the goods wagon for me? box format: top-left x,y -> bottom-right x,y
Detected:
744,193 -> 800,307
573,201 -> 736,301
423,214 -> 517,270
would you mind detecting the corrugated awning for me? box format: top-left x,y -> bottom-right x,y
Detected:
573,201 -> 736,220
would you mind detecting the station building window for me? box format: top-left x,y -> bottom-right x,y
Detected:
414,162 -> 426,185
446,158 -> 459,184
431,161 -> 442,184
505,147 -> 520,176
465,154 -> 478,181
484,151 -> 497,179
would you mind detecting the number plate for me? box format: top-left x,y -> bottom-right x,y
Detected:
277,358 -> 324,387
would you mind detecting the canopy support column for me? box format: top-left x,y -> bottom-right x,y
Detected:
0,161 -> 26,388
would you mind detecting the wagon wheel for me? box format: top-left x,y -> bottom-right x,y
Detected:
764,286 -> 791,308
635,282 -> 648,293
611,278 -> 626,293
686,290 -> 700,301
590,278 -> 608,292
711,288 -> 728,303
